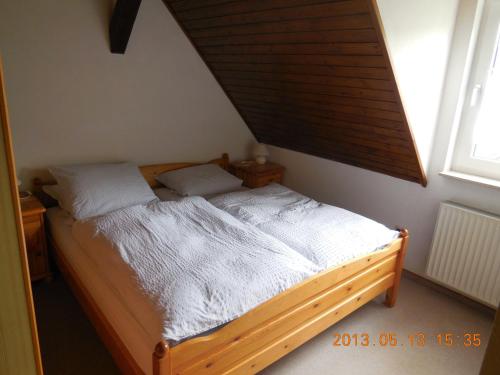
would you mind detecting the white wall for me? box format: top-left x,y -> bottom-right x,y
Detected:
269,0 -> 500,275
378,0 -> 458,170
0,0 -> 254,186
2,0 -> 496,275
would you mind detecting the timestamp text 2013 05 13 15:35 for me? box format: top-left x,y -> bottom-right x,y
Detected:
332,332 -> 482,348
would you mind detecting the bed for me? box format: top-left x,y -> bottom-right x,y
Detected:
35,153 -> 409,375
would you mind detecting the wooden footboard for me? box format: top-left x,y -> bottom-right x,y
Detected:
154,230 -> 409,375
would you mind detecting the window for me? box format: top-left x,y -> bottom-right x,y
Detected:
451,0 -> 500,181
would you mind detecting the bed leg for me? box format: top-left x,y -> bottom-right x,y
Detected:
153,340 -> 171,375
385,229 -> 409,308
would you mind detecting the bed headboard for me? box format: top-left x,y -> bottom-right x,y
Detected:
139,153 -> 230,189
33,153 -> 230,207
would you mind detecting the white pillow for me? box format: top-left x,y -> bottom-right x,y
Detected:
49,162 -> 157,220
154,188 -> 183,202
155,164 -> 243,197
42,184 -> 62,201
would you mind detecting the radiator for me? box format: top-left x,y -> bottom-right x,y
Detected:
426,202 -> 500,307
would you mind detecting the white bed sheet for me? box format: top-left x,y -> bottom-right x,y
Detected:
209,183 -> 400,270
46,207 -> 158,375
71,197 -> 319,342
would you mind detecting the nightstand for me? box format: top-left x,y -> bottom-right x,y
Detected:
230,161 -> 285,188
21,196 -> 51,282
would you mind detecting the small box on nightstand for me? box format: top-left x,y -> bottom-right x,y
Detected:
230,161 -> 285,188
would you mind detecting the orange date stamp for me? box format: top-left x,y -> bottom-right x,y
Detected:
332,332 -> 481,348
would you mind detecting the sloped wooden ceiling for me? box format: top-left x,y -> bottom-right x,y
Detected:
163,0 -> 427,186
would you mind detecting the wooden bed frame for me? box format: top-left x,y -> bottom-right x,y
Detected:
37,153 -> 409,375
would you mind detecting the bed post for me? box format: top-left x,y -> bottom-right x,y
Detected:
385,228 -> 409,307
153,340 -> 171,375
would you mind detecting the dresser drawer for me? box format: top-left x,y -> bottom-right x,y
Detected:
23,216 -> 48,280
230,161 -> 285,188
24,219 -> 43,251
257,173 -> 282,186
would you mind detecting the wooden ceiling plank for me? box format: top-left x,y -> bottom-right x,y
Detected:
257,133 -> 421,177
245,113 -> 412,155
205,54 -> 385,67
231,96 -> 402,122
220,79 -> 397,102
227,88 -> 400,111
182,1 -> 369,29
264,136 -> 422,182
234,96 -> 401,120
189,15 -> 374,38
168,0 -> 238,13
210,62 -> 390,79
240,103 -> 408,130
229,91 -> 403,128
162,0 -> 427,185
224,85 -> 399,112
200,42 -> 382,56
214,70 -> 393,90
243,112 -> 407,141
248,124 -> 415,160
176,0 -> 367,21
194,30 -> 379,46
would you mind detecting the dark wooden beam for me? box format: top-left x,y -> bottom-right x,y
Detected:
109,0 -> 142,54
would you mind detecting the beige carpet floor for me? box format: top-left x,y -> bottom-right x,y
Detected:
33,277 -> 493,375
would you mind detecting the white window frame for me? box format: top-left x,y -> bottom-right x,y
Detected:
448,0 -> 500,183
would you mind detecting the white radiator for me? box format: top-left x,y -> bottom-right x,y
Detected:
426,202 -> 500,308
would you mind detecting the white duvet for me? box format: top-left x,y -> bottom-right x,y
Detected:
209,184 -> 399,270
72,197 -> 320,342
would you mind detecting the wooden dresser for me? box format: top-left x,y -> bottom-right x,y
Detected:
230,161 -> 285,188
21,196 -> 51,281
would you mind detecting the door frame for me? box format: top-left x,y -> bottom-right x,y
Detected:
0,56 -> 43,374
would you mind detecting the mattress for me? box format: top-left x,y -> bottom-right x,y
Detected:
46,207 -> 157,374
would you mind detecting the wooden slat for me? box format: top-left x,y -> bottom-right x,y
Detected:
190,14 -> 374,38
261,135 -> 422,181
194,30 -> 379,46
200,42 -> 382,56
168,0 -> 239,12
248,117 -> 409,152
224,274 -> 394,374
240,105 -> 407,144
227,88 -> 400,112
249,125 -> 419,174
215,70 -> 393,91
210,62 -> 390,79
175,0 -> 357,20
162,0 -> 427,185
229,91 -> 402,128
171,239 -> 402,367
247,118 -> 415,162
229,93 -> 402,122
181,1 -> 369,29
49,237 -> 144,375
205,54 -> 385,67
220,78 -> 397,101
179,257 -> 397,374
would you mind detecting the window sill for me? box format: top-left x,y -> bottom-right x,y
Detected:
440,170 -> 500,189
